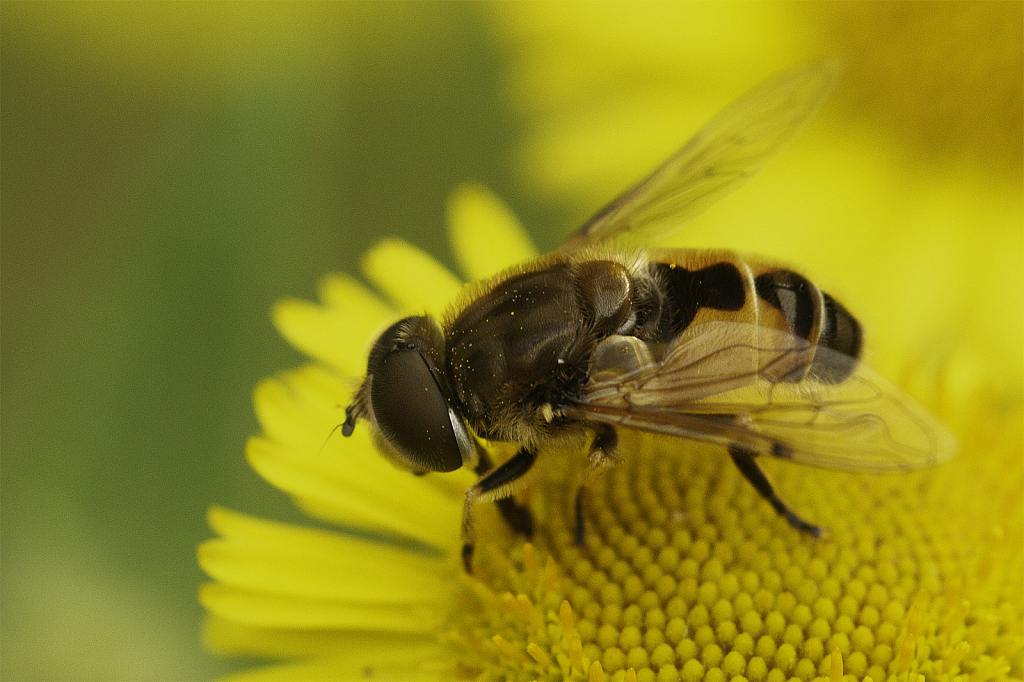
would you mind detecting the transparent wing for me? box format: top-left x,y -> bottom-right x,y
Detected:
560,61 -> 841,251
573,322 -> 957,472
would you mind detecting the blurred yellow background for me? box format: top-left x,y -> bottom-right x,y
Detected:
2,3 -> 1019,680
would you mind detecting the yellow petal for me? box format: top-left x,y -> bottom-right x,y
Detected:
360,238 -> 462,316
272,274 -> 393,377
245,437 -> 461,549
247,366 -> 464,549
446,182 -> 538,281
220,641 -> 450,682
204,615 -> 440,667
251,365 -> 352,451
199,539 -> 447,603
199,510 -> 451,604
199,584 -> 445,632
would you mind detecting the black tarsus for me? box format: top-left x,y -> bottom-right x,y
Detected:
728,444 -> 823,537
473,447 -> 493,476
574,490 -> 586,546
341,405 -> 357,437
497,497 -> 534,537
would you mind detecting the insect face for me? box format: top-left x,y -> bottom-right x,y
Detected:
347,315 -> 473,474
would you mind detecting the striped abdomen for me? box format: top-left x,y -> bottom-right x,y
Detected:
646,249 -> 863,384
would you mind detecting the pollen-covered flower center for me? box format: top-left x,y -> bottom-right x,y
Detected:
454,434 -> 1011,682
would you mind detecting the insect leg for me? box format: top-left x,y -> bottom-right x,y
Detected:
728,445 -> 823,537
462,447 -> 538,573
575,425 -> 618,546
472,442 -> 493,475
471,441 -> 534,538
498,498 -> 535,538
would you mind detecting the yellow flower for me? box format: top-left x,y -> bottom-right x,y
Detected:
199,183 -> 1022,681
487,2 -> 1022,384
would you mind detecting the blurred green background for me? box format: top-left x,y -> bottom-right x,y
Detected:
1,4 -> 554,679
2,3 -> 1020,681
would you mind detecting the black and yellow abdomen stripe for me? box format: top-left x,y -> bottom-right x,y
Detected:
648,249 -> 863,384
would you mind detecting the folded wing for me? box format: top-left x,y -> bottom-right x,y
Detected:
574,321 -> 957,472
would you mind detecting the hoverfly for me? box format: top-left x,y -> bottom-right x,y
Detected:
342,62 -> 957,571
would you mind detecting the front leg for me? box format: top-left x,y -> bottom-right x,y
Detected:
473,441 -> 534,538
461,447 -> 538,573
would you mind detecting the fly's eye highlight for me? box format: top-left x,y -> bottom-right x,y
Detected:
368,317 -> 467,473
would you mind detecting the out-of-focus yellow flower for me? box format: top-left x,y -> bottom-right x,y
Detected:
200,183 -> 1021,681
487,2 -> 1022,388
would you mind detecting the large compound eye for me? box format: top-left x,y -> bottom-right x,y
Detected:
368,318 -> 468,473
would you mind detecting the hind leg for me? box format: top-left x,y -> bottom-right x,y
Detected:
728,445 -> 823,537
